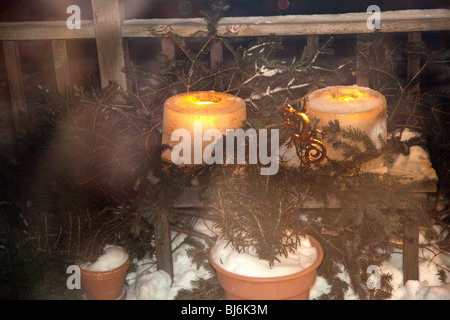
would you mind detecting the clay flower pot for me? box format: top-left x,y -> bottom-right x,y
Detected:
80,254 -> 130,300
209,235 -> 323,300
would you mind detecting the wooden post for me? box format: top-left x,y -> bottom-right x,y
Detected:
154,210 -> 174,280
356,37 -> 370,87
306,35 -> 319,93
306,35 -> 319,60
51,40 -> 71,95
407,32 -> 422,93
91,0 -> 129,90
210,40 -> 223,70
403,210 -> 419,283
402,35 -> 423,282
161,38 -> 175,60
3,40 -> 27,130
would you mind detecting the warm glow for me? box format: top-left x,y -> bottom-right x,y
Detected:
162,91 -> 247,163
193,115 -> 217,127
306,85 -> 388,154
186,93 -> 223,106
338,96 -> 356,102
332,89 -> 367,102
195,101 -> 215,105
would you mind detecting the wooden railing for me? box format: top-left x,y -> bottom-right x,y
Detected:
1,2 -> 449,131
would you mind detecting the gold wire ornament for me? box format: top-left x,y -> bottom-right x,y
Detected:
279,96 -> 328,163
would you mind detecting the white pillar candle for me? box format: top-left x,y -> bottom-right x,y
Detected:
162,91 -> 246,164
306,85 -> 387,158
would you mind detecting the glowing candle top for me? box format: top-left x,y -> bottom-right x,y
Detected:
307,85 -> 386,114
164,91 -> 246,116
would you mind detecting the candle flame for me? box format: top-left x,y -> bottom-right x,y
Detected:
195,101 -> 215,105
332,89 -> 366,102
338,96 -> 356,102
186,93 -> 223,105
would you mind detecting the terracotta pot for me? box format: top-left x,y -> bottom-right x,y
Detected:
80,254 -> 130,300
209,235 -> 323,300
116,287 -> 128,300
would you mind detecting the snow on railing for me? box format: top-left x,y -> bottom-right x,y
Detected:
122,9 -> 450,37
0,9 -> 449,40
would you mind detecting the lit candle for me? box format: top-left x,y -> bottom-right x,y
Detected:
161,91 -> 247,164
306,85 -> 387,158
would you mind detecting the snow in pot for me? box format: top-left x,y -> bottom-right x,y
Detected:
81,245 -> 129,272
211,235 -> 318,278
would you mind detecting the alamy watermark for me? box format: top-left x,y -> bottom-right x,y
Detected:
367,5 -> 381,30
170,121 -> 280,175
66,265 -> 81,289
67,5 -> 81,30
366,265 -> 381,290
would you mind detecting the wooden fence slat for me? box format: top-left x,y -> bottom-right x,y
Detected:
161,37 -> 176,60
210,40 -> 223,70
306,35 -> 319,60
3,40 -> 27,129
306,35 -> 319,92
51,40 -> 71,95
91,0 -> 129,90
154,210 -> 174,280
407,32 -> 422,93
403,211 -> 420,283
356,37 -> 370,87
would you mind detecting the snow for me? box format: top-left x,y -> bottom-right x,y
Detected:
358,145 -> 438,181
361,128 -> 438,181
123,9 -> 450,26
308,230 -> 450,300
80,245 -> 129,272
243,63 -> 281,84
384,225 -> 448,299
133,270 -> 172,300
244,82 -> 310,102
280,128 -> 439,182
79,134 -> 445,299
390,146 -> 438,180
125,220 -> 214,300
381,240 -> 450,300
122,218 -> 449,300
210,235 -> 318,278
